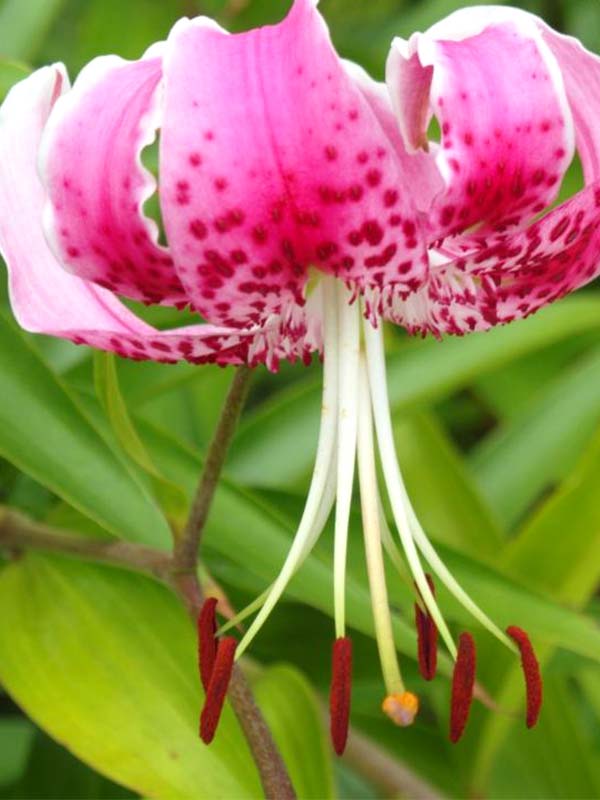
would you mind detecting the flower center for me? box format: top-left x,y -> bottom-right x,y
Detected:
203,275 -> 542,752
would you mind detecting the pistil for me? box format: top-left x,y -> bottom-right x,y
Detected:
357,355 -> 406,701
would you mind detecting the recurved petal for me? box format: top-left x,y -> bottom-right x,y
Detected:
160,0 -> 429,330
39,48 -> 189,307
387,6 -> 575,240
540,23 -> 600,183
384,181 -> 600,336
0,67 -> 313,370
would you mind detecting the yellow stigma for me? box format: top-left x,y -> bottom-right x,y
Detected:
382,692 -> 419,727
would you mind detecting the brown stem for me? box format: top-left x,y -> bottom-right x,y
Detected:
172,365 -> 295,800
0,509 -> 171,579
173,365 -> 252,572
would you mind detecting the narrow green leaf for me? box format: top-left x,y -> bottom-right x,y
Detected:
501,423 -> 600,603
93,352 -> 187,526
0,314 -> 170,547
472,345 -> 600,528
468,425 -> 600,787
394,411 -> 504,557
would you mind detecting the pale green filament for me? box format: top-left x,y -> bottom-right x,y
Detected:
332,284 -> 361,639
357,355 -> 404,695
406,501 -> 518,654
234,278 -> 340,659
362,316 -> 457,660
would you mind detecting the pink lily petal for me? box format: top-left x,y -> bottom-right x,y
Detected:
0,67 -> 315,370
40,49 -> 188,308
344,59 -> 443,217
160,0 -> 429,330
387,8 -> 575,240
385,180 -> 600,336
541,24 -> 600,183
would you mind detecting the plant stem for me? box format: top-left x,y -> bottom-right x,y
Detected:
172,364 -> 296,800
173,364 -> 252,572
0,509 -> 171,579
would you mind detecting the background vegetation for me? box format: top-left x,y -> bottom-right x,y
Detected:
1,0 -> 600,797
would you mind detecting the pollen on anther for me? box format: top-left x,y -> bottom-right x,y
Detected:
198,597 -> 218,691
200,636 -> 237,744
507,626 -> 543,728
450,632 -> 476,743
330,637 -> 352,756
382,692 -> 419,727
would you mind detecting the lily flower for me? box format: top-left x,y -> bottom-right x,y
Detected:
1,0 -> 595,752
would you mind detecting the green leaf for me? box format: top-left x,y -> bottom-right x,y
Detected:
466,424 -> 600,788
393,411 -> 504,558
487,674 -> 600,800
0,313 -> 170,547
501,423 -> 600,604
228,297 -> 600,489
253,665 -> 336,800
0,314 -> 170,547
0,555 -> 262,800
93,352 -> 187,526
471,345 -> 600,528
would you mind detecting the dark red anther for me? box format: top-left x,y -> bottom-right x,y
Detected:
450,632 -> 476,743
414,574 -> 438,681
200,636 -> 237,744
507,626 -> 543,728
198,597 -> 218,692
330,637 -> 353,756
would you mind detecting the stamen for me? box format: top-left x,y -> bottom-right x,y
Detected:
450,632 -> 476,743
362,317 -> 456,658
357,358 -> 405,698
198,597 -> 218,692
415,575 -> 438,681
330,637 -> 352,756
200,636 -> 237,744
382,691 -> 419,727
333,283 -> 361,639
507,626 -> 543,728
234,278 -> 339,659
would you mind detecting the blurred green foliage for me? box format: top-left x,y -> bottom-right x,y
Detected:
1,0 -> 600,799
